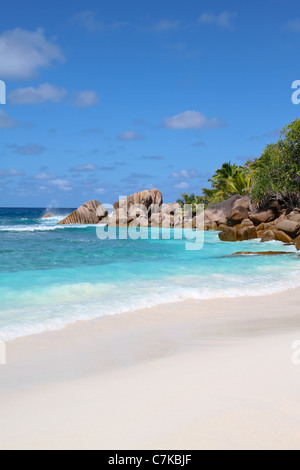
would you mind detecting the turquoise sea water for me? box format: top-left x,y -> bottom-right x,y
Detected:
0,207 -> 299,341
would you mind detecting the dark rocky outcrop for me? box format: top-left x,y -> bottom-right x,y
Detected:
203,193 -> 300,249
58,191 -> 300,251
231,251 -> 295,257
260,229 -> 293,244
109,189 -> 163,227
226,206 -> 250,226
114,189 -> 163,212
204,195 -> 251,226
275,220 -> 300,238
248,209 -> 277,225
58,200 -> 108,225
218,224 -> 257,242
295,235 -> 300,251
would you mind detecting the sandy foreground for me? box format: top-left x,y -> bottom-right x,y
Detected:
1,289 -> 300,450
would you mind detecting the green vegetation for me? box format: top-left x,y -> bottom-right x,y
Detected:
176,193 -> 205,214
251,118 -> 300,209
201,161 -> 253,206
189,117 -> 300,209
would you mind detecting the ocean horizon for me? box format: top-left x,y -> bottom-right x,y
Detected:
0,207 -> 299,341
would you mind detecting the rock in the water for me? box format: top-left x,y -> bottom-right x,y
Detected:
295,235 -> 300,250
218,226 -> 239,242
260,229 -> 293,244
150,212 -> 162,227
41,213 -> 54,219
256,222 -> 274,232
204,222 -> 218,231
109,189 -> 164,227
58,200 -> 108,225
218,224 -> 257,242
240,219 -> 254,227
129,216 -> 149,228
231,251 -> 294,257
238,225 -> 258,240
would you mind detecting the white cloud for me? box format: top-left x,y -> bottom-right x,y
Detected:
49,179 -> 72,191
0,110 -> 18,128
171,169 -> 199,179
9,85 -> 99,108
0,28 -> 64,80
117,130 -> 144,141
164,111 -> 223,130
174,181 -> 190,190
198,11 -> 237,29
72,11 -> 128,31
153,20 -> 180,32
9,143 -> 46,155
140,155 -> 165,161
70,90 -> 99,108
9,84 -> 67,105
72,11 -> 104,31
34,172 -> 56,180
95,188 -> 105,194
71,164 -> 97,172
0,168 -> 24,176
284,19 -> 300,32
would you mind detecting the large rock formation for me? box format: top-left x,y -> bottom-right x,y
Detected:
198,191 -> 298,248
114,189 -> 163,212
218,224 -> 258,242
260,229 -> 293,244
275,220 -> 300,238
109,189 -> 164,227
204,195 -> 251,226
295,235 -> 300,251
226,205 -> 250,226
56,191 -> 300,251
248,209 -> 277,225
58,200 -> 108,225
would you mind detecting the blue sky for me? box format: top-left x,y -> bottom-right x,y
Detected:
0,0 -> 300,207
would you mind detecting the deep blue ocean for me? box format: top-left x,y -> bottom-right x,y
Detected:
0,207 -> 299,341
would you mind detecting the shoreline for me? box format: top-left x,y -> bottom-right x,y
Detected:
1,288 -> 300,449
4,287 -> 300,381
2,262 -> 300,343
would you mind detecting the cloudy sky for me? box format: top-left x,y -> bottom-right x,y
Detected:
0,0 -> 299,207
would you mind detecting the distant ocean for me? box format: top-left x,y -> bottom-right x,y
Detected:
0,207 -> 299,341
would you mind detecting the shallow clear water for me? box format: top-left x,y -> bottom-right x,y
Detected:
0,208 -> 299,340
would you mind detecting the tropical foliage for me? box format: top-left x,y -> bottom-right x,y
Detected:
182,117 -> 300,209
251,118 -> 300,209
176,193 -> 205,214
201,161 -> 253,206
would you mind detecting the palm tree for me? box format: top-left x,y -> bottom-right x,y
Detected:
210,162 -> 239,189
176,193 -> 204,214
226,171 -> 252,195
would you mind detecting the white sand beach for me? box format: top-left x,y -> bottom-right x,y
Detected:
1,289 -> 300,450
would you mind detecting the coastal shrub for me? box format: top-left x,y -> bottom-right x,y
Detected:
251,118 -> 300,209
194,117 -> 300,209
